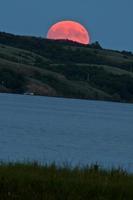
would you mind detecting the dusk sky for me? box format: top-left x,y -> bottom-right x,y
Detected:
0,0 -> 132,51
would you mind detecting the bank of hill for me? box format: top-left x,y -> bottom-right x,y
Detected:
0,32 -> 133,103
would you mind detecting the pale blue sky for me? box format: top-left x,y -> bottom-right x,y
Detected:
0,0 -> 132,51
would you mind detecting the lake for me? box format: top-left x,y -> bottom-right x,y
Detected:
0,93 -> 133,171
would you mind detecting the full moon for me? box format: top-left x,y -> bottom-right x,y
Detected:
47,20 -> 90,45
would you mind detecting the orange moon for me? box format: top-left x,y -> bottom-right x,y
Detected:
47,20 -> 90,45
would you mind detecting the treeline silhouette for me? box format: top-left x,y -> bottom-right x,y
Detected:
0,32 -> 132,71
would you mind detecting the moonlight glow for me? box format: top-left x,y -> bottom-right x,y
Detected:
47,20 -> 90,45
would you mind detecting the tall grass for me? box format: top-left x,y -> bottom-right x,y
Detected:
0,162 -> 133,200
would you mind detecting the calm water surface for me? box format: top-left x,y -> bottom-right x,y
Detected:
0,93 -> 133,170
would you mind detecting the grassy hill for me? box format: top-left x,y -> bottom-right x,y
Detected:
0,32 -> 133,103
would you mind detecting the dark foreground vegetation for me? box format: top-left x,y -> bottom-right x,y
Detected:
0,32 -> 133,103
0,162 -> 133,200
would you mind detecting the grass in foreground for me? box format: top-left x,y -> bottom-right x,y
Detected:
0,162 -> 133,200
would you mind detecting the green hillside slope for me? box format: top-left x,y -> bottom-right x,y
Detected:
0,32 -> 133,103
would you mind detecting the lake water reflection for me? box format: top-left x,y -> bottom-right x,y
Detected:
0,93 -> 133,171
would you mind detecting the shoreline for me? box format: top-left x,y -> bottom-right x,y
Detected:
0,91 -> 133,105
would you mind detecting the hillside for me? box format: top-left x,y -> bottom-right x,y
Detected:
0,32 -> 133,103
